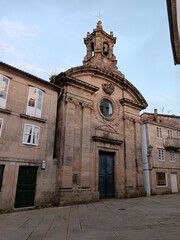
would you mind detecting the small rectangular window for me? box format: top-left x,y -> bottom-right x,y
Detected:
0,74 -> 10,108
168,129 -> 173,138
169,151 -> 175,162
156,127 -> 162,138
156,172 -> 166,186
0,118 -> 3,136
26,87 -> 43,118
23,124 -> 40,146
158,148 -> 165,161
0,165 -> 5,191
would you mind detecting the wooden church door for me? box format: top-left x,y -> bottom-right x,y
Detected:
99,151 -> 115,199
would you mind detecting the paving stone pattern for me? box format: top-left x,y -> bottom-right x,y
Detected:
0,194 -> 180,240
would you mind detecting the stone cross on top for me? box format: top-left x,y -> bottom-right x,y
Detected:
95,12 -> 103,21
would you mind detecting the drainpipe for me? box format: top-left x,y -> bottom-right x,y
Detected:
141,123 -> 151,196
122,84 -> 127,197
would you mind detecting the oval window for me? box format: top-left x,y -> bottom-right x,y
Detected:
100,99 -> 113,117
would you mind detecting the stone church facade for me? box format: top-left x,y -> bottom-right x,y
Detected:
0,22 -> 148,212
54,21 -> 148,205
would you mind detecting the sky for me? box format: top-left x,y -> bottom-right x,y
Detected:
0,0 -> 180,115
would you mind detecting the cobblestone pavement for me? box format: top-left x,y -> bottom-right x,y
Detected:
0,194 -> 180,240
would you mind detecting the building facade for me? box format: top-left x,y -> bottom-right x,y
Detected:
54,21 -> 148,205
0,62 -> 60,212
0,22 -> 149,212
141,110 -> 180,196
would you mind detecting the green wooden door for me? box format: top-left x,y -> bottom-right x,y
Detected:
99,151 -> 115,199
15,166 -> 37,208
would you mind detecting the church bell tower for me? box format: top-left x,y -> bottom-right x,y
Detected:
83,21 -> 117,71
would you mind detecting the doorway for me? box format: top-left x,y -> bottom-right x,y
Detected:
99,151 -> 115,199
15,166 -> 37,208
170,173 -> 178,193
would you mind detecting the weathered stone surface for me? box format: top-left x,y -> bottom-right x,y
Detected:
56,22 -> 147,204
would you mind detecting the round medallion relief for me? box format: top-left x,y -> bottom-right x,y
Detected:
99,99 -> 113,117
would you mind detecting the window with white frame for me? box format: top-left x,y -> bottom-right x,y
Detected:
0,74 -> 10,108
177,131 -> 180,139
156,172 -> 167,186
169,151 -> 175,162
168,129 -> 173,138
0,118 -> 3,137
26,87 -> 43,118
23,124 -> 40,146
158,148 -> 165,161
156,127 -> 162,138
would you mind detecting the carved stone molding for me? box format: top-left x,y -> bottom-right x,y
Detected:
92,136 -> 123,145
64,96 -> 93,109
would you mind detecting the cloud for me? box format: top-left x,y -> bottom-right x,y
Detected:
61,59 -> 75,69
0,40 -> 23,57
146,94 -> 179,116
148,94 -> 177,102
0,18 -> 66,80
6,60 -> 48,80
0,19 -> 39,38
0,19 -> 41,59
9,61 -> 66,81
51,66 -> 66,74
148,95 -> 167,102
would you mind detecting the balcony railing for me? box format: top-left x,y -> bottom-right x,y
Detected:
164,137 -> 180,150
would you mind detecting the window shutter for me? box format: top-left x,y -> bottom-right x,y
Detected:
0,75 -> 9,108
26,87 -> 43,117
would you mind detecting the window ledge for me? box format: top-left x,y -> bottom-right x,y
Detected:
20,113 -> 47,123
157,186 -> 168,188
22,143 -> 39,147
0,108 -> 12,114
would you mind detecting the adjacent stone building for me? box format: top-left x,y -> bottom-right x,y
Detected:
54,21 -> 148,205
0,62 -> 60,212
141,110 -> 180,196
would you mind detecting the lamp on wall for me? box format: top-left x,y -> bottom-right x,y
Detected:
41,160 -> 46,170
147,144 -> 153,157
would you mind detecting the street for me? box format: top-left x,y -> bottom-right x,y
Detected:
0,194 -> 180,240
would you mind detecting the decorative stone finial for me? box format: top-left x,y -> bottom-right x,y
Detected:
110,31 -> 114,36
97,21 -> 103,29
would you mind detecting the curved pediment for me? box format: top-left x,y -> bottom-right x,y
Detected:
64,65 -> 148,110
